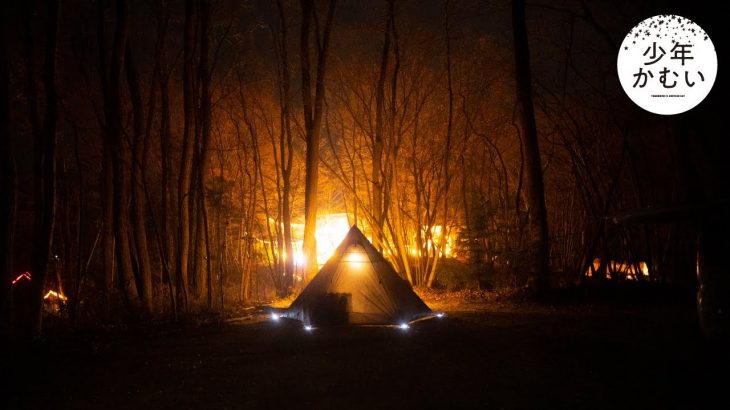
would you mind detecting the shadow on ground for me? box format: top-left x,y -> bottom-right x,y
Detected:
8,303 -> 728,409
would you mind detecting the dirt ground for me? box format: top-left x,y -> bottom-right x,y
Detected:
7,300 -> 728,409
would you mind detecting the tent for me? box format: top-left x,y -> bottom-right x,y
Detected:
283,225 -> 432,326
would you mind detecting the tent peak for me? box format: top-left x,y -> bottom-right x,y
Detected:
283,222 -> 432,325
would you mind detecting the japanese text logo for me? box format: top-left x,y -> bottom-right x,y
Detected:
617,15 -> 717,115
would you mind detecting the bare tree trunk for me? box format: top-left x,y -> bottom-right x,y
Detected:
512,0 -> 550,292
300,0 -> 336,278
101,142 -> 115,313
275,0 -> 295,293
198,0 -> 213,309
426,2 -> 454,288
0,8 -> 15,338
98,0 -> 116,315
96,3 -> 113,311
300,0 -> 317,278
232,114 -> 255,303
154,0 -> 176,318
102,0 -> 138,308
177,0 -> 196,310
59,162 -> 71,299
125,44 -> 153,314
198,197 -> 213,309
372,0 -> 393,251
238,87 -> 285,293
70,123 -> 86,323
28,0 -> 61,338
217,214 -> 225,312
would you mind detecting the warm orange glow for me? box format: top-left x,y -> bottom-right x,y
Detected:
281,246 -> 306,268
431,225 -> 455,257
286,213 -> 350,267
342,248 -> 368,269
586,258 -> 649,280
12,271 -> 32,285
43,290 -> 68,301
314,213 -> 350,265
409,226 -> 455,258
293,249 -> 305,267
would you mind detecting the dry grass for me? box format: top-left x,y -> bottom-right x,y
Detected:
268,293 -> 298,309
266,286 -> 529,313
415,287 -> 533,313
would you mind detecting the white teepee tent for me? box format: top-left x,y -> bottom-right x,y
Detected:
283,225 -> 432,326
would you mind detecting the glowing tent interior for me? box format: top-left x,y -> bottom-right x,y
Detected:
282,225 -> 432,326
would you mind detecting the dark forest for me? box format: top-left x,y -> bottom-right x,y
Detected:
2,0 -> 729,408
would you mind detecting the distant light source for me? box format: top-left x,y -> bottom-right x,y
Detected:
293,250 -> 305,267
343,248 -> 368,270
436,312 -> 445,318
398,323 -> 410,330
271,313 -> 280,322
12,272 -> 32,285
315,213 -> 350,265
304,325 -> 313,332
43,290 -> 67,301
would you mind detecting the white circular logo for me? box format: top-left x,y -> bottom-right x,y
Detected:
617,15 -> 717,115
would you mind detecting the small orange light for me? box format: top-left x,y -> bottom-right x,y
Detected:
12,272 -> 32,285
43,290 -> 68,301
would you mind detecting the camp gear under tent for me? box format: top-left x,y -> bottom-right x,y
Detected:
283,225 -> 432,326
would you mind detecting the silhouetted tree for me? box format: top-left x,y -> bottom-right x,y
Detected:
512,0 -> 549,292
0,2 -> 14,339
28,0 -> 61,337
300,0 -> 336,278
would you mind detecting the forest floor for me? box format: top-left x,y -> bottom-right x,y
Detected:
8,291 -> 729,409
